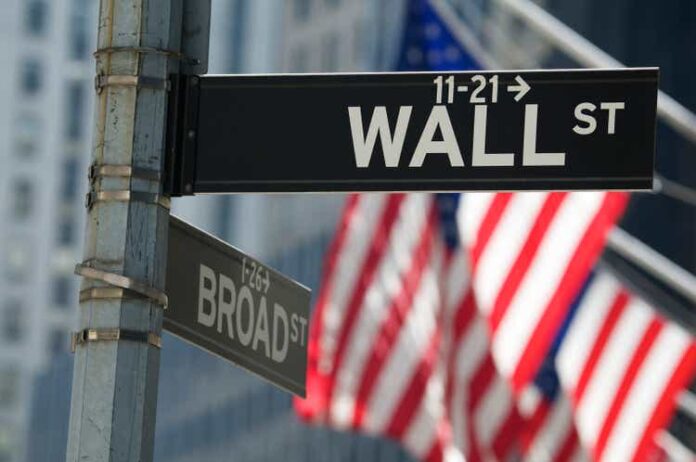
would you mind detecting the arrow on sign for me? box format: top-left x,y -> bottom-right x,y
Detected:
507,75 -> 531,102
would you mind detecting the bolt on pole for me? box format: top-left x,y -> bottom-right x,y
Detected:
65,0 -> 177,460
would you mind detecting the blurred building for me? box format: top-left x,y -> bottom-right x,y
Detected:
0,0 -> 96,461
21,0 -> 696,461
160,1 -> 411,461
25,0 -> 413,461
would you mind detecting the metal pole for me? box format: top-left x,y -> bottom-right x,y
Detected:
607,228 -> 696,306
66,0 -> 175,460
495,0 -> 696,146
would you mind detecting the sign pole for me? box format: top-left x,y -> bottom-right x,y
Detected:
65,0 -> 183,460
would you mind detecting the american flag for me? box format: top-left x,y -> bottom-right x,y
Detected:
557,269 -> 696,461
458,191 -> 629,392
294,193 -> 522,462
294,0 -> 696,460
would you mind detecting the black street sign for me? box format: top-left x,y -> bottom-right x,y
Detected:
164,216 -> 310,397
166,68 -> 658,195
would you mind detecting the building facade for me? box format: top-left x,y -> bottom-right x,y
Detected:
25,0 -> 413,461
21,0 -> 696,460
0,1 -> 96,461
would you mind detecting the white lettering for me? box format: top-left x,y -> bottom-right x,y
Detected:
298,316 -> 308,347
410,105 -> 464,167
236,286 -> 255,346
217,273 -> 236,338
471,105 -> 514,166
272,303 -> 289,363
197,264 -> 216,327
523,104 -> 566,166
252,296 -> 271,357
348,106 -> 412,167
600,102 -> 625,134
573,102 -> 597,135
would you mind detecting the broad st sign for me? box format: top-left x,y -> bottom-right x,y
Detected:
165,216 -> 310,396
166,68 -> 658,195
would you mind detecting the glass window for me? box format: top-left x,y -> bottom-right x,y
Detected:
25,1 -> 48,36
69,0 -> 90,59
65,82 -> 85,140
0,367 -> 19,409
21,59 -> 42,95
0,426 -> 16,462
15,115 -> 41,157
353,19 -> 364,65
321,34 -> 339,72
12,179 -> 33,219
58,216 -> 75,246
3,301 -> 23,343
61,158 -> 80,200
53,275 -> 73,307
4,240 -> 29,282
290,47 -> 309,73
294,0 -> 311,22
49,329 -> 66,354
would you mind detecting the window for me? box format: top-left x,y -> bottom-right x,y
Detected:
12,179 -> 33,219
21,59 -> 42,95
325,0 -> 340,7
321,34 -> 339,72
353,19 -> 364,65
3,301 -> 23,343
15,114 -> 41,157
290,48 -> 309,73
65,82 -> 85,140
53,275 -> 73,307
49,328 -> 67,354
69,0 -> 90,59
0,426 -> 16,462
294,0 -> 311,22
25,1 -> 48,36
4,240 -> 30,282
61,158 -> 80,200
58,216 -> 75,246
0,367 -> 19,410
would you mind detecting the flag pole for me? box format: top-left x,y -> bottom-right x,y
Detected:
494,0 -> 696,146
606,228 -> 696,306
428,0 -> 696,308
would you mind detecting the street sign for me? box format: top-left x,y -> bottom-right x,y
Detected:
164,216 -> 310,397
166,68 -> 658,195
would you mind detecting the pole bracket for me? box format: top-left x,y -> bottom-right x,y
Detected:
85,190 -> 171,210
89,164 -> 161,184
95,74 -> 171,94
71,328 -> 162,352
94,46 -> 196,64
75,264 -> 168,309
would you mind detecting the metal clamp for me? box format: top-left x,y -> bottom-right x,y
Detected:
95,74 -> 171,94
79,287 -> 140,303
75,264 -> 168,309
89,164 -> 161,184
71,328 -> 162,352
85,190 -> 171,210
93,46 -> 197,65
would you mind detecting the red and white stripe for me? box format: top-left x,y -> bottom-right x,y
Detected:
518,386 -> 587,462
556,269 -> 696,462
296,194 -> 451,460
458,192 -> 628,392
439,248 -> 524,462
296,193 -> 526,462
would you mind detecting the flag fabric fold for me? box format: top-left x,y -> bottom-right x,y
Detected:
295,193 -> 523,462
458,191 -> 629,392
294,1 -> 695,461
557,269 -> 696,462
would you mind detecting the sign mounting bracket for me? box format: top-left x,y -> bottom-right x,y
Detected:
165,74 -> 200,196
